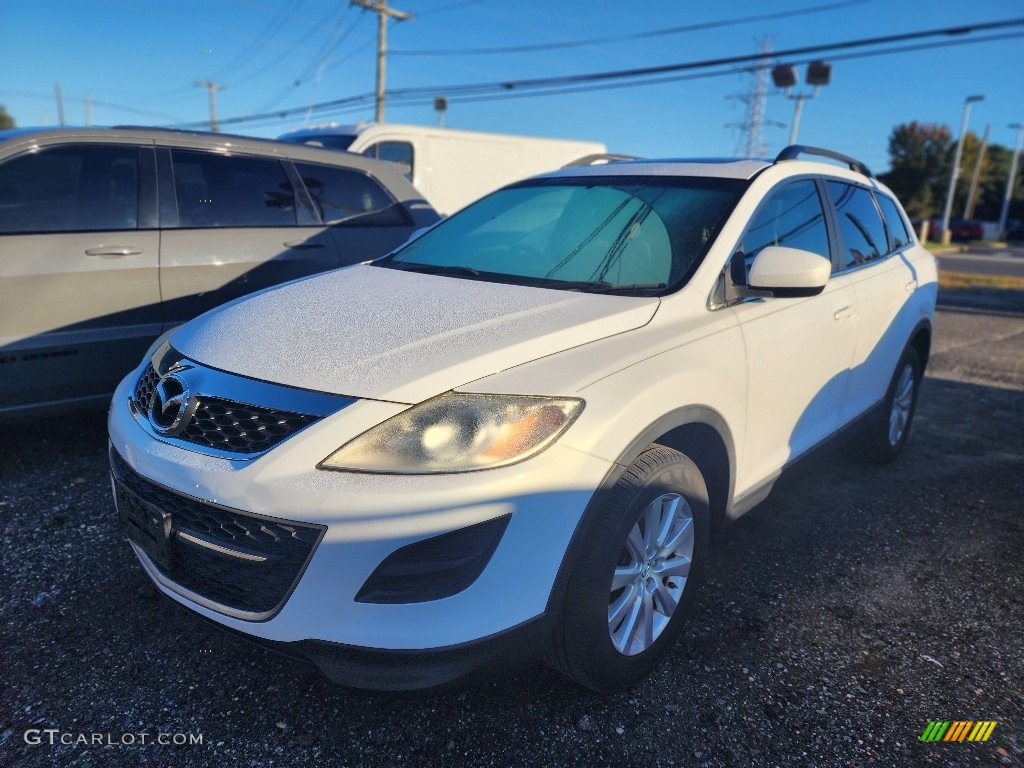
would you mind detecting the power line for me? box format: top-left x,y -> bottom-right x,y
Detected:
187,30 -> 1024,132
251,5 -> 361,113
212,0 -> 306,82
0,89 -> 185,122
439,17 -> 1024,95
392,0 -> 867,56
176,18 -> 1024,130
416,0 -> 484,16
413,30 -> 1024,107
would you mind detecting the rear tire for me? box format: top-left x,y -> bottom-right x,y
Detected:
548,445 -> 709,693
857,346 -> 922,463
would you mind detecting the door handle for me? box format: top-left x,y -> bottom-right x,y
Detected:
283,240 -> 325,249
905,280 -> 917,293
833,306 -> 855,320
84,246 -> 143,257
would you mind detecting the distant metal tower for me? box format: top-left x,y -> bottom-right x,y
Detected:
731,39 -> 773,159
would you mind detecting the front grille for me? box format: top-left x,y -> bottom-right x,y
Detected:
133,365 -> 160,409
181,397 -> 318,453
111,447 -> 325,618
131,363 -> 320,455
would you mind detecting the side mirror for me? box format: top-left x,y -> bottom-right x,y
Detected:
748,246 -> 830,298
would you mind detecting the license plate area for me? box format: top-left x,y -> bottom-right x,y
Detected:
115,478 -> 173,571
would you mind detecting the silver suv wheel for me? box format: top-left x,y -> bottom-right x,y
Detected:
608,492 -> 694,656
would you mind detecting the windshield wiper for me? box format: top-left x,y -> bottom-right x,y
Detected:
574,282 -> 667,293
386,263 -> 481,277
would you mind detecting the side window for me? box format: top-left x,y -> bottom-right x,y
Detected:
170,149 -> 296,228
0,144 -> 138,234
876,194 -> 912,251
731,180 -> 830,285
361,141 -> 413,181
827,181 -> 888,269
293,162 -> 408,226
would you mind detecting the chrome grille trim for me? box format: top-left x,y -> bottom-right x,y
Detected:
128,341 -> 355,460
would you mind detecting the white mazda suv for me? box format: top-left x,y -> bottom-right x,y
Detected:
108,146 -> 936,692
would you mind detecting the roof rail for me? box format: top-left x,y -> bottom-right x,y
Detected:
774,145 -> 872,178
563,153 -> 640,168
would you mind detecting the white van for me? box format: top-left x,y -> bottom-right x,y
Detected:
279,123 -> 606,215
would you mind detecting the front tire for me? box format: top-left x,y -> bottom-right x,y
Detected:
549,445 -> 709,693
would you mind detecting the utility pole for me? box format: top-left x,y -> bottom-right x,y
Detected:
84,95 -> 93,127
351,0 -> 412,123
54,81 -> 65,126
964,123 -> 989,220
196,81 -> 225,132
997,123 -> 1024,240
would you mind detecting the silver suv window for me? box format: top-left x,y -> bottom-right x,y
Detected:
0,144 -> 139,234
170,149 -> 296,229
293,162 -> 407,226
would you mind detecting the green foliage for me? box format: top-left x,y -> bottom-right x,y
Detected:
881,121 -> 1024,224
0,106 -> 15,130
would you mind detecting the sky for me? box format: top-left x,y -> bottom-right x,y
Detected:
2,0 -> 1022,175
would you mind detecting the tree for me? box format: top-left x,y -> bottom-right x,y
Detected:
0,106 -> 14,130
881,121 -> 1024,229
879,122 -> 952,218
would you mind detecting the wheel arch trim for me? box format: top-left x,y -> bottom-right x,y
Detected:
545,405 -> 735,617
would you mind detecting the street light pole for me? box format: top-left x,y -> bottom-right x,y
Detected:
788,94 -> 805,146
772,61 -> 830,147
997,123 -> 1024,240
940,95 -> 984,244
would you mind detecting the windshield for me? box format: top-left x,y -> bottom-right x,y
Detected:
278,133 -> 357,151
377,176 -> 745,294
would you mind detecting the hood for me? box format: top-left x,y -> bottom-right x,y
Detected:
170,264 -> 659,403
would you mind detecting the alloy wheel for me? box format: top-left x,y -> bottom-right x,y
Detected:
608,492 -> 694,656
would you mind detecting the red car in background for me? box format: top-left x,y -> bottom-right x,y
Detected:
915,218 -> 984,242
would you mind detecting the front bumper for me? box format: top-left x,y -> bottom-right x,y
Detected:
108,365 -> 613,657
180,595 -> 557,690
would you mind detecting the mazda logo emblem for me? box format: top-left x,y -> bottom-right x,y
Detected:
148,367 -> 194,436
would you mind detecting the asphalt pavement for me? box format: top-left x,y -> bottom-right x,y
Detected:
1,308 -> 1022,768
936,245 -> 1024,279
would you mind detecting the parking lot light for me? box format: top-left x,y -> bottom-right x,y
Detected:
772,61 -> 831,145
997,123 -> 1024,240
941,94 -> 985,244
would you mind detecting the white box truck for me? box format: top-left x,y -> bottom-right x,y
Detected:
278,123 -> 606,216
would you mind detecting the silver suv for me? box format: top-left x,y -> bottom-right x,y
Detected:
0,126 -> 439,416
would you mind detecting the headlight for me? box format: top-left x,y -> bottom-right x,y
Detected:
318,392 -> 584,474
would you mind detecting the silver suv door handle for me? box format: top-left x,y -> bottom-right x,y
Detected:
833,306 -> 855,320
84,246 -> 143,257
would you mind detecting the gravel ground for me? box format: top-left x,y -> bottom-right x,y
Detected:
2,306 -> 1022,768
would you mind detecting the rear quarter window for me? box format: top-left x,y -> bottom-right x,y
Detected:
293,162 -> 409,226
876,194 -> 912,251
